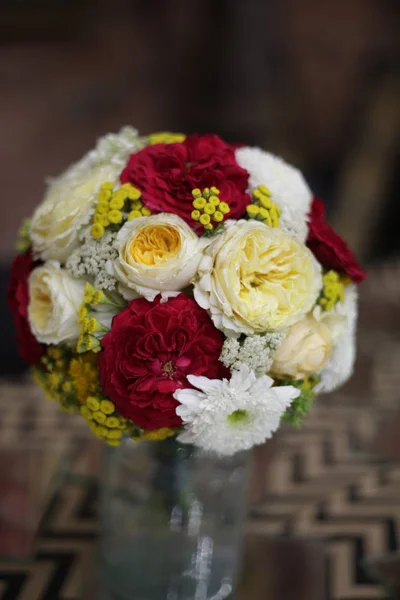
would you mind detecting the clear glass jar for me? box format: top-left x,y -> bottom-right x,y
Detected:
98,437 -> 250,600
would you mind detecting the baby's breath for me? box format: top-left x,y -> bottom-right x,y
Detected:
66,228 -> 118,291
220,332 -> 286,376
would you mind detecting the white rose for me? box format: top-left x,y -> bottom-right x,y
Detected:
28,262 -> 85,345
270,303 -> 347,380
193,220 -> 322,337
110,213 -> 208,301
270,314 -> 332,380
31,127 -> 143,263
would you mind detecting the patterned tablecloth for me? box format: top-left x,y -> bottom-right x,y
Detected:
1,260 -> 400,599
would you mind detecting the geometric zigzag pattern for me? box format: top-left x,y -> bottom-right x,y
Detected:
3,409 -> 399,599
0,478 -> 98,600
245,260 -> 400,599
249,406 -> 400,599
1,259 -> 400,599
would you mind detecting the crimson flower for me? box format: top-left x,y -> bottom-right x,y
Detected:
8,252 -> 44,364
307,197 -> 366,283
99,294 -> 227,429
120,133 -> 250,230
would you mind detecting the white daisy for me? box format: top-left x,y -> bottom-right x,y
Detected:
315,284 -> 358,393
235,146 -> 312,241
174,365 -> 300,455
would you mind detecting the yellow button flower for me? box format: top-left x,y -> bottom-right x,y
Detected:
80,406 -> 93,420
107,429 -> 123,440
108,210 -> 123,224
219,202 -> 230,214
100,399 -> 115,415
93,411 -> 107,424
87,396 -> 100,411
131,200 -> 143,211
105,416 -> 120,428
99,215 -> 110,227
98,189 -> 112,203
209,195 -> 220,206
91,223 -> 105,239
204,203 -> 216,215
148,132 -> 185,145
193,198 -> 206,210
96,201 -> 110,214
142,427 -> 175,441
109,196 -> 125,211
128,210 -> 143,221
121,184 -> 141,200
246,204 -> 260,218
199,214 -> 211,225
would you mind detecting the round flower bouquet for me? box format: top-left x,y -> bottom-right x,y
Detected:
9,127 -> 365,453
9,128 -> 365,598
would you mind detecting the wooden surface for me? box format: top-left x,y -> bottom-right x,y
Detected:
237,536 -> 327,599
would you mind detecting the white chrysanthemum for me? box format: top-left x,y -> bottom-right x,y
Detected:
31,127 -> 144,263
174,365 -> 300,455
66,228 -> 118,291
235,146 -> 312,241
315,285 -> 358,393
220,332 -> 286,375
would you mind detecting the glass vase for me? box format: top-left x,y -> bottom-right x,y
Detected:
98,436 -> 250,600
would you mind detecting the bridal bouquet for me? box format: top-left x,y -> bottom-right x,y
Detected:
9,128 -> 366,455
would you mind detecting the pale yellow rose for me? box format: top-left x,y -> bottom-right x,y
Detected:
193,220 -> 322,336
270,314 -> 333,380
28,261 -> 85,345
30,127 -> 143,263
111,213 -> 208,301
31,162 -> 120,263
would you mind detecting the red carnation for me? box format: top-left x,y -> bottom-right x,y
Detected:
307,197 -> 366,283
8,252 -> 44,364
99,294 -> 227,430
121,134 -> 250,230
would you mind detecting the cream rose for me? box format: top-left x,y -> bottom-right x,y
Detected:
111,213 -> 208,301
270,314 -> 333,380
31,162 -> 121,263
28,262 -> 85,345
193,220 -> 322,336
30,127 -> 144,263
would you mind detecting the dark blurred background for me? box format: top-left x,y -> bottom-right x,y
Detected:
1,5 -> 400,597
1,0 -> 399,373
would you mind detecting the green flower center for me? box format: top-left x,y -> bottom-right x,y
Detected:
227,409 -> 249,425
